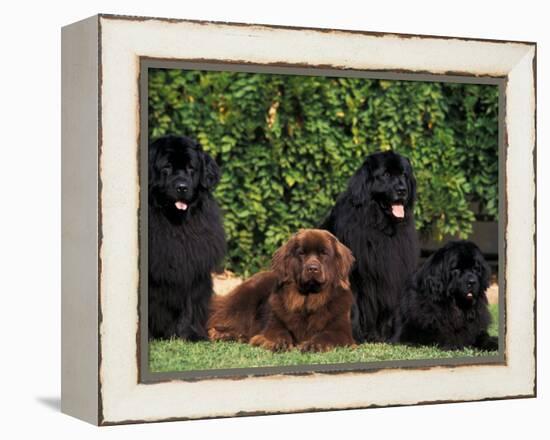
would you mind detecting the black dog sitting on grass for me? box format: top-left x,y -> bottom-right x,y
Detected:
148,135 -> 226,340
393,240 -> 498,351
321,151 -> 419,343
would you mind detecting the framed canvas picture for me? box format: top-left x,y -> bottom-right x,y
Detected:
61,14 -> 536,425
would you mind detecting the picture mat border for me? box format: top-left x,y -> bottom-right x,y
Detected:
92,15 -> 535,424
139,59 -> 506,383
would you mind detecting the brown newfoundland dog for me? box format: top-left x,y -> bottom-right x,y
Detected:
207,229 -> 356,352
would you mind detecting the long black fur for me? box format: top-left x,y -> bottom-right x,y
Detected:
393,240 -> 498,350
321,151 -> 419,342
148,135 -> 226,340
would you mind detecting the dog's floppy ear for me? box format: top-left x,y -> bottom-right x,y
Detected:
348,159 -> 372,206
332,235 -> 355,284
405,157 -> 417,207
199,149 -> 221,190
271,233 -> 297,283
423,274 -> 445,300
148,138 -> 165,202
148,138 -> 161,178
476,248 -> 491,292
416,253 -> 447,301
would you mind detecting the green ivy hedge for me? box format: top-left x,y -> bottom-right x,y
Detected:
149,69 -> 499,276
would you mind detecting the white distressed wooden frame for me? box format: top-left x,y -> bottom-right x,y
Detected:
61,14 -> 536,425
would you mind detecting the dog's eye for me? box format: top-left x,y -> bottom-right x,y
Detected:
451,269 -> 460,276
297,249 -> 305,257
383,172 -> 390,178
160,166 -> 171,175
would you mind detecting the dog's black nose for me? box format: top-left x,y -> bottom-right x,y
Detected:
176,183 -> 188,193
395,186 -> 407,197
306,263 -> 320,273
466,277 -> 476,289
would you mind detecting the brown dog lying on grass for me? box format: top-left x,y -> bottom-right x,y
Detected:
207,229 -> 356,352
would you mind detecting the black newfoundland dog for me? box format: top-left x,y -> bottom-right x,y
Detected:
393,240 -> 498,350
148,135 -> 226,340
321,151 -> 419,342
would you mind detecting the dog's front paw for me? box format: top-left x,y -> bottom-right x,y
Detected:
475,333 -> 499,351
250,334 -> 293,352
298,340 -> 334,353
208,327 -> 234,341
484,336 -> 499,351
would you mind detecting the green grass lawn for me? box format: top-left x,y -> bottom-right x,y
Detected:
149,304 -> 499,373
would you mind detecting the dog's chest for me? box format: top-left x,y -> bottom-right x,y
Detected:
439,306 -> 480,341
284,306 -> 331,342
148,208 -> 224,283
152,217 -> 211,253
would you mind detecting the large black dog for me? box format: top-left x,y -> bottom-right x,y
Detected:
148,135 -> 226,340
393,240 -> 498,351
321,151 -> 419,342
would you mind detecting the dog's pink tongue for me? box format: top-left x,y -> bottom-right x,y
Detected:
392,204 -> 404,218
175,201 -> 188,211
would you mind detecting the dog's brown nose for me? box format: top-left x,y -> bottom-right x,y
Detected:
306,263 -> 320,273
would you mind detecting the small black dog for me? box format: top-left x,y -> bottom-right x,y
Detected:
393,240 -> 498,351
321,151 -> 419,342
148,135 -> 226,340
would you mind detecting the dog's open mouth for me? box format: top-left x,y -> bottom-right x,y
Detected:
465,292 -> 474,301
391,204 -> 405,218
175,201 -> 188,211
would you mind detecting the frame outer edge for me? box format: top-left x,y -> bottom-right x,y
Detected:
97,12 -> 537,46
61,14 -> 100,425
93,15 -> 537,424
531,44 -> 537,398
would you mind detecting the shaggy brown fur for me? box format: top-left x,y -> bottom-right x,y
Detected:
207,229 -> 356,352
